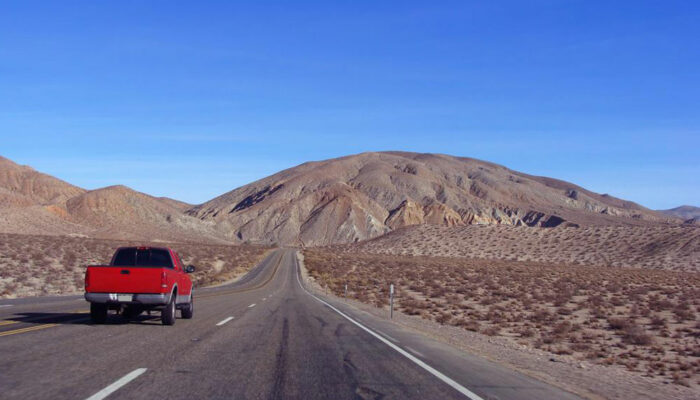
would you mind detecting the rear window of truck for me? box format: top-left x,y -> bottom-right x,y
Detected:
111,248 -> 174,268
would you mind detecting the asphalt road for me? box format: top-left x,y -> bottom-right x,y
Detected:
0,249 -> 583,400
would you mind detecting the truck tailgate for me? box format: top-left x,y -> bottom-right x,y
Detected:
87,266 -> 164,294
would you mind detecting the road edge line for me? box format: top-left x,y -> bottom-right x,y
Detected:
293,251 -> 484,400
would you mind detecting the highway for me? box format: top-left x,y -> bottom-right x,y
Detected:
0,249 -> 583,400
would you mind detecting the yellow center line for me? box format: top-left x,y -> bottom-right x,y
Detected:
198,253 -> 284,299
0,310 -> 89,335
0,324 -> 58,337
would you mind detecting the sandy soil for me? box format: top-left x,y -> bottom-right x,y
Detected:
345,224 -> 699,272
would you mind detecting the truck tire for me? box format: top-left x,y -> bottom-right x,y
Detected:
181,296 -> 194,319
161,295 -> 176,326
90,303 -> 108,324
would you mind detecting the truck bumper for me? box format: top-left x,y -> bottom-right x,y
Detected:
85,293 -> 171,305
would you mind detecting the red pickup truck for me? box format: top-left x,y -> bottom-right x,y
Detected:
84,246 -> 195,325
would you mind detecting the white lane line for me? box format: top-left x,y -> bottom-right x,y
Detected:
216,317 -> 234,326
294,254 -> 483,400
248,303 -> 256,308
84,368 -> 147,400
0,305 -> 12,308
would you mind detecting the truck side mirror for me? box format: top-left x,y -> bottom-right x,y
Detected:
185,265 -> 196,273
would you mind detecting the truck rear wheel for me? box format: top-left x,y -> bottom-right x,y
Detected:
181,296 -> 194,319
90,303 -> 108,324
161,295 -> 176,326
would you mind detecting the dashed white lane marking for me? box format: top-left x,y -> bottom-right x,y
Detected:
84,368 -> 147,400
248,303 -> 256,308
406,346 -> 426,358
216,317 -> 234,326
294,253 -> 483,400
0,305 -> 13,308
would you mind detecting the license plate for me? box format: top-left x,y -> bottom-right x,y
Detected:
117,294 -> 133,302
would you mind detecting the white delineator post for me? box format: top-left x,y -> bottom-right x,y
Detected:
344,283 -> 348,300
390,284 -> 394,319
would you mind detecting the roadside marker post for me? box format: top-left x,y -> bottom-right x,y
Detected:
344,283 -> 348,300
390,284 -> 394,319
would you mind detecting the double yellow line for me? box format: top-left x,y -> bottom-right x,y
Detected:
0,310 -> 89,338
198,251 -> 285,299
0,323 -> 58,337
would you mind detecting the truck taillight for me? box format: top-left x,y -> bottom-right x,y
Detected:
85,269 -> 90,291
161,270 -> 167,289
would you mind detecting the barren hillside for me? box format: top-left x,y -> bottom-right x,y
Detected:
0,156 -> 85,206
0,157 -> 227,243
0,153 -> 684,246
189,151 -> 675,246
64,185 -> 225,242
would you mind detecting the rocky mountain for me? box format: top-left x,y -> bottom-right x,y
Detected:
0,156 -> 85,207
188,151 -> 674,246
63,185 -> 223,242
660,206 -> 700,224
0,152 -> 682,246
0,157 -> 223,243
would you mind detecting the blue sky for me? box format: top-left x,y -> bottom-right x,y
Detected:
1,1 -> 697,209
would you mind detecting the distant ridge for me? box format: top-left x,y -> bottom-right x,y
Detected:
0,156 -> 85,207
0,157 -> 224,243
659,205 -> 700,223
0,152 -> 683,245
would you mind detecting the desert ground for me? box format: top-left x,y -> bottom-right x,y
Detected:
349,224 -> 699,272
0,233 -> 270,298
304,225 -> 700,391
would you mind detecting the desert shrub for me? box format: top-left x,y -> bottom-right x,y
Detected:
482,325 -> 501,336
516,326 -> 535,337
650,315 -> 667,328
453,318 -> 480,332
552,321 -> 573,337
623,324 -> 653,346
435,312 -> 452,325
608,317 -> 632,331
